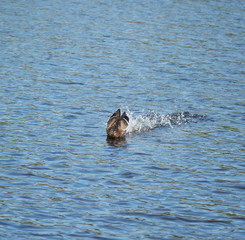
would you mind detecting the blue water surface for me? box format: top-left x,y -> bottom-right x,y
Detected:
0,0 -> 245,239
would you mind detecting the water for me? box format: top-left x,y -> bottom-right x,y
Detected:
0,0 -> 244,239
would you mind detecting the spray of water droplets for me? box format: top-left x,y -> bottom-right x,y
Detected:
125,108 -> 205,134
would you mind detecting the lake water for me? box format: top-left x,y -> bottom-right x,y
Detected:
0,0 -> 244,239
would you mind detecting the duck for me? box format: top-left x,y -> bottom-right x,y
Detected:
106,109 -> 129,138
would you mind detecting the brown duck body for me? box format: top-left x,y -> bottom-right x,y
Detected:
106,109 -> 129,138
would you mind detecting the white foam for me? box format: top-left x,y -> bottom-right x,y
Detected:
125,109 -> 173,134
124,108 -> 202,134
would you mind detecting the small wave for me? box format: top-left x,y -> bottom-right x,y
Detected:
126,109 -> 206,134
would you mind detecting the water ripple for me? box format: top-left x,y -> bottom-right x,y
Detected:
1,0 -> 245,239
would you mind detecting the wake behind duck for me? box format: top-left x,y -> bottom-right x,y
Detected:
107,109 -> 206,138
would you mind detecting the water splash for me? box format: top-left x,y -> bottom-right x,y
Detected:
126,109 -> 206,134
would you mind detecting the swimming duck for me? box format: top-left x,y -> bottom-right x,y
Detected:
106,109 -> 129,138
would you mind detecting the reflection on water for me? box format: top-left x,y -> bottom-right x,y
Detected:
107,136 -> 128,148
0,0 -> 244,239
